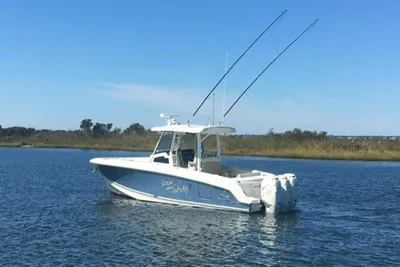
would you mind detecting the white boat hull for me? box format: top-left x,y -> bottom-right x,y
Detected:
91,157 -> 297,214
103,177 -> 259,213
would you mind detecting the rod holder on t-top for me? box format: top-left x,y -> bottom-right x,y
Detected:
222,18 -> 320,121
188,8 -> 289,123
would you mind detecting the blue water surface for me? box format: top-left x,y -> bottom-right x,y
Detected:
0,147 -> 399,266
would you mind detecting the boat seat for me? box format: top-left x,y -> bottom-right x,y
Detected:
201,161 -> 222,175
177,149 -> 194,168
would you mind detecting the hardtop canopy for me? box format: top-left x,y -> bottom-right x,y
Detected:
151,124 -> 236,135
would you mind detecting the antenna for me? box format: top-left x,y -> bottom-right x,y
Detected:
189,8 -> 289,122
223,18 -> 320,119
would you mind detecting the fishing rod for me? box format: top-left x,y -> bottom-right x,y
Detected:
222,18 -> 320,119
190,8 -> 289,121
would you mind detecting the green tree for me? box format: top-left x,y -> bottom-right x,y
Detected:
124,123 -> 145,135
112,127 -> 122,134
318,131 -> 328,140
80,119 -> 93,135
92,122 -> 107,137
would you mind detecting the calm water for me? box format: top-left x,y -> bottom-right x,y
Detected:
0,147 -> 399,266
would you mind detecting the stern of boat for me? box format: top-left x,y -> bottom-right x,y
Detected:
234,171 -> 298,214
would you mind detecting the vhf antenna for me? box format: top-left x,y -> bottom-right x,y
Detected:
222,18 -> 320,119
189,8 -> 288,123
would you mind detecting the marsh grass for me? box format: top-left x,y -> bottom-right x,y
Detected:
2,133 -> 400,161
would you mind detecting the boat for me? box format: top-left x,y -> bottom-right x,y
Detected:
89,10 -> 319,213
90,113 -> 298,214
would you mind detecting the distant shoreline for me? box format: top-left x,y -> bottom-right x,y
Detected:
2,142 -> 400,162
3,122 -> 400,162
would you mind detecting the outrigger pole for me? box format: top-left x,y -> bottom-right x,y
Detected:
222,18 -> 320,119
189,8 -> 288,122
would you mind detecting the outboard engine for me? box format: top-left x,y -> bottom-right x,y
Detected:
278,175 -> 291,212
284,173 -> 298,211
260,176 -> 281,213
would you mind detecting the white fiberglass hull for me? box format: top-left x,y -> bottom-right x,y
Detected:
90,157 -> 298,214
102,176 -> 259,213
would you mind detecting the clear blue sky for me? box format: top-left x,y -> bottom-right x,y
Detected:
1,0 -> 399,135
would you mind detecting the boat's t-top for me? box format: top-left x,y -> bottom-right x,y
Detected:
149,113 -> 235,173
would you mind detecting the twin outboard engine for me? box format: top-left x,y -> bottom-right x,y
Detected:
260,173 -> 297,213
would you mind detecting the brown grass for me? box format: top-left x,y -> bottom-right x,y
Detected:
2,138 -> 400,161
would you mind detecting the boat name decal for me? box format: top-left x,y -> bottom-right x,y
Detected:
161,179 -> 190,194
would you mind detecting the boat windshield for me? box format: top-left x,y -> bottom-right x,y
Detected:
155,131 -> 173,154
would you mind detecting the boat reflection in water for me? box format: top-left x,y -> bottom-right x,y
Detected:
94,194 -> 300,266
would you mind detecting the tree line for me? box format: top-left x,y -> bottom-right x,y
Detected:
0,119 -> 330,141
0,119 -> 150,139
78,119 -> 148,137
2,119 -> 400,160
265,128 -> 328,141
